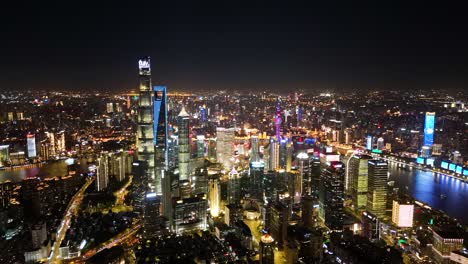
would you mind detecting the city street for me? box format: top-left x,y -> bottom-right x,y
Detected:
49,178 -> 94,263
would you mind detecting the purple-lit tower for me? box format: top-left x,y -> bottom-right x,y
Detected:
275,97 -> 282,140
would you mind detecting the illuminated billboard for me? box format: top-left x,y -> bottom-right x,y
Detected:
426,158 -> 434,167
441,161 -> 449,169
448,163 -> 456,171
463,169 -> 468,177
456,166 -> 462,174
423,112 -> 435,146
416,157 -> 425,164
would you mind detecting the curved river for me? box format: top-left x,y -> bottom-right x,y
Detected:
0,159 -> 89,183
1,159 -> 467,224
388,161 -> 468,225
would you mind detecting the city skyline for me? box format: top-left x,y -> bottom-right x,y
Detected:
1,2 -> 468,92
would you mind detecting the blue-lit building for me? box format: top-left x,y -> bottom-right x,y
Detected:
153,86 -> 169,194
423,112 -> 435,147
366,135 -> 373,150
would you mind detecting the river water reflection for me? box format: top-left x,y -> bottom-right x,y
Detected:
389,162 -> 468,224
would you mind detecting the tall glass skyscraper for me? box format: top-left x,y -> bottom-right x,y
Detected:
367,160 -> 388,218
136,57 -> 156,192
423,112 -> 435,147
319,161 -> 344,230
153,86 -> 168,195
177,106 -> 190,181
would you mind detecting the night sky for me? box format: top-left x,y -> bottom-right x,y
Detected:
1,1 -> 467,93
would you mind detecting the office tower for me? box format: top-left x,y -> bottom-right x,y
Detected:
177,106 -> 190,181
297,152 -> 311,196
361,211 -> 380,241
0,145 -> 9,167
26,133 -> 37,158
208,137 -> 216,161
45,132 -> 56,157
216,127 -> 235,169
196,135 -> 205,158
310,156 -> 320,197
263,145 -> 270,171
227,168 -> 241,205
167,136 -> 177,169
377,137 -> 385,150
106,102 -> 114,113
136,57 -> 156,191
263,171 -> 278,202
366,135 -> 373,150
208,177 -> 220,217
301,195 -> 315,228
270,201 -> 290,247
423,112 -> 435,147
249,160 -> 265,200
319,161 -> 344,230
367,160 -> 388,218
349,155 -> 372,209
153,85 -> 169,196
192,167 -> 208,196
250,135 -> 260,162
275,97 -> 282,140
279,138 -> 288,169
143,193 -> 161,236
343,152 -> 354,194
179,179 -> 191,199
161,169 -> 172,227
96,154 -> 109,191
260,234 -> 275,264
288,170 -> 302,204
285,140 -> 292,172
173,196 -> 207,234
392,200 -> 414,228
268,137 -> 279,170
56,130 -> 65,154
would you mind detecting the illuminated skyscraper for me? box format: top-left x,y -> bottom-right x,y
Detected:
366,135 -> 373,150
96,154 -> 109,192
250,135 -> 260,162
216,127 -> 235,169
392,200 -> 414,228
208,177 -> 220,217
349,155 -> 372,210
268,137 -> 279,170
423,112 -> 435,147
319,161 -> 344,230
260,234 -> 275,264
26,133 -> 37,158
367,160 -> 388,218
136,57 -> 155,191
275,97 -> 282,140
177,106 -> 190,181
227,167 -> 241,205
153,85 -> 169,195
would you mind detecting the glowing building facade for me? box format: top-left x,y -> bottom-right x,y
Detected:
177,106 -> 190,181
136,57 -> 156,191
216,127 -> 235,169
423,112 -> 435,147
366,160 -> 388,218
392,200 -> 414,227
27,133 -> 37,158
